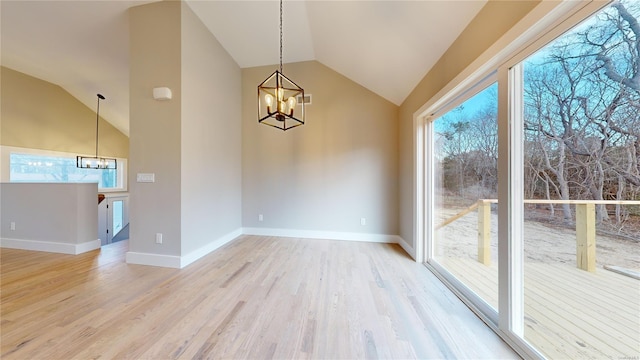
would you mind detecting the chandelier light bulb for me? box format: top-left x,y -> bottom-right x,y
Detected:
265,94 -> 274,112
287,96 -> 297,116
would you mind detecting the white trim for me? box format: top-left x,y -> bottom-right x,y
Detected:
413,112 -> 425,263
242,227 -> 400,244
428,71 -> 498,120
412,1 -> 591,122
180,228 -> 243,268
413,1 -> 609,359
126,228 -> 243,269
500,62 -> 526,337
425,261 -> 544,359
125,251 -> 182,269
1,145 -> 128,192
396,236 -> 415,260
0,238 -> 100,254
75,239 -> 102,254
424,116 -> 434,263
429,260 -> 498,323
127,229 -> 401,269
7,228 -> 403,269
501,0 -> 607,70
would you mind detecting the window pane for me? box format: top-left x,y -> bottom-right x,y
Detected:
522,0 -> 640,357
432,83 -> 499,311
112,200 -> 124,235
10,153 -> 118,189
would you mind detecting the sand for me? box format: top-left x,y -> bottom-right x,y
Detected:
435,207 -> 640,271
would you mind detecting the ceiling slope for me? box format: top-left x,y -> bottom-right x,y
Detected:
1,0 -> 486,135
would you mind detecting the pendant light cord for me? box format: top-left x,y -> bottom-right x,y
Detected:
95,95 -> 100,157
279,0 -> 283,74
95,94 -> 105,158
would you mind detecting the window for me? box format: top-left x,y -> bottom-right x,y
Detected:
418,0 -> 640,359
4,147 -> 126,191
520,1 -> 640,357
431,83 -> 499,312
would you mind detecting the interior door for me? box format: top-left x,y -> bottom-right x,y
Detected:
105,196 -> 128,244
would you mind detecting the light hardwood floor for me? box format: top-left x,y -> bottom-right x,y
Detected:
1,236 -> 518,359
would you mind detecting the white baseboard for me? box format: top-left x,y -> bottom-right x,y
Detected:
180,228 -> 243,268
242,227 -> 400,244
75,239 -> 102,254
125,251 -> 182,268
2,228 -> 408,269
396,236 -> 416,260
125,228 -> 243,269
0,238 -> 100,255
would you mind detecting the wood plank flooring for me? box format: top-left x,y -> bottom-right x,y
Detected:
1,236 -> 518,359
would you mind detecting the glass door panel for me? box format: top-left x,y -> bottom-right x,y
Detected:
521,1 -> 640,357
112,200 -> 123,236
106,198 -> 127,244
431,83 -> 500,311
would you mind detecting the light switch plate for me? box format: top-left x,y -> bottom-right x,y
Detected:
137,173 -> 155,183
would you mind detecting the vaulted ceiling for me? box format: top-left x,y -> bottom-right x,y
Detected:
1,0 -> 486,136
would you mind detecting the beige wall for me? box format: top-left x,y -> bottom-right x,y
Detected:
1,66 -> 129,158
398,0 -> 541,252
1,183 -> 98,251
180,2 -> 242,255
128,1 -> 242,260
3,0 -> 545,259
242,61 -> 399,235
129,1 -> 183,256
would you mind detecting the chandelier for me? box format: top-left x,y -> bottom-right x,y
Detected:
76,94 -> 117,169
257,0 -> 305,131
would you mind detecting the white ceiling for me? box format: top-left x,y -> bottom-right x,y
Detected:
1,0 -> 486,136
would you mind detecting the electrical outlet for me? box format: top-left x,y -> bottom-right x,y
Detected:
156,233 -> 163,244
10,222 -> 16,231
361,218 -> 366,226
259,214 -> 264,222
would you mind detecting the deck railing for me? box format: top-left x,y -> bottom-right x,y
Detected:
437,199 -> 640,272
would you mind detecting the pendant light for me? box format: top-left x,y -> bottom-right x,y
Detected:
76,94 -> 117,169
257,0 -> 305,131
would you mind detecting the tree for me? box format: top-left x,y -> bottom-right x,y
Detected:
523,0 -> 640,224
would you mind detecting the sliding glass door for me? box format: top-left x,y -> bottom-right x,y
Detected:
421,1 -> 640,358
518,2 -> 640,357
430,83 -> 499,312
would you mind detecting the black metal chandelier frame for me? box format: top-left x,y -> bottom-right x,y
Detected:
76,94 -> 117,169
257,0 -> 305,131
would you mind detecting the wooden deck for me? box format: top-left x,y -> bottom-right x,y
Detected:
438,257 -> 640,359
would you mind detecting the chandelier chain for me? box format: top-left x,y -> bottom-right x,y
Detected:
279,0 -> 283,73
